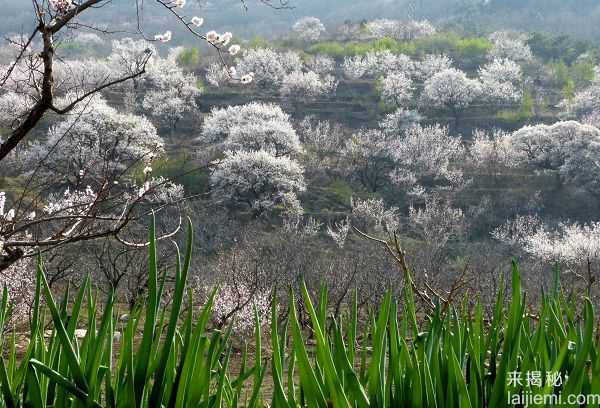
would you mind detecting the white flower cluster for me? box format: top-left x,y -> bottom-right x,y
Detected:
327,217 -> 350,248
380,72 -> 414,107
0,192 -> 17,222
495,217 -> 600,267
342,51 -> 414,80
343,51 -> 452,84
309,55 -> 336,75
280,70 -> 338,99
379,109 -> 422,134
525,222 -> 600,265
0,92 -> 35,129
562,84 -> 600,118
154,31 -> 172,43
508,121 -> 600,196
491,215 -> 543,247
232,48 -> 301,86
43,186 -> 97,217
0,254 -> 35,322
210,150 -> 306,214
488,31 -> 534,63
352,197 -> 400,233
469,128 -> 522,171
389,124 -> 465,191
479,58 -> 523,102
422,68 -> 482,110
26,96 -> 164,181
210,284 -> 272,335
408,196 -> 466,245
292,17 -> 326,42
200,102 -> 301,156
49,0 -> 73,14
365,19 -> 436,41
151,1 -> 242,75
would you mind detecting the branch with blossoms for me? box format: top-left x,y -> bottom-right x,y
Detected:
0,0 -> 279,275
0,0 -> 255,162
151,0 -> 252,84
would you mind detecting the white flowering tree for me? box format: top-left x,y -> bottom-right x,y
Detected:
469,128 -> 522,175
561,84 -> 600,119
389,124 -> 466,195
509,121 -> 600,196
422,68 -> 481,127
140,49 -> 203,131
292,17 -> 326,42
378,109 -> 422,135
407,196 -> 466,274
412,54 -> 453,82
342,51 -> 413,80
0,0 -> 276,274
365,19 -> 435,41
232,48 -> 302,87
494,217 -> 600,292
380,72 -> 414,107
25,96 -> 164,185
342,130 -> 397,193
199,102 -> 301,156
478,58 -> 523,103
488,31 -> 534,63
308,55 -> 336,76
211,150 -> 306,216
280,71 -> 338,100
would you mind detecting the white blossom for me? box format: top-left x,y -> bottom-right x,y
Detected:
408,196 -> 466,246
26,96 -> 164,183
562,84 -> 600,118
5,209 -> 15,222
233,48 -> 302,86
309,55 -> 336,75
412,54 -> 453,81
379,109 -> 422,135
479,58 -> 523,102
422,68 -> 481,111
280,71 -> 337,99
327,218 -> 351,248
0,92 -> 35,129
240,73 -> 254,84
389,125 -> 466,191
228,44 -> 241,56
343,51 -> 413,80
365,19 -> 435,41
509,121 -> 600,195
469,128 -> 522,171
488,31 -> 533,63
209,284 -> 272,334
191,16 -> 204,27
206,31 -> 219,43
380,72 -> 413,107
49,0 -> 73,14
0,192 -> 5,217
199,102 -> 301,156
351,197 -> 399,233
155,31 -> 172,43
492,215 -> 543,247
205,63 -> 229,87
211,150 -> 306,214
292,17 -> 326,42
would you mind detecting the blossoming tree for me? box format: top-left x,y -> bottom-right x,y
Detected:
0,0 -> 279,277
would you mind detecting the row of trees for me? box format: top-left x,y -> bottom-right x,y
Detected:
1,1 -> 600,327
